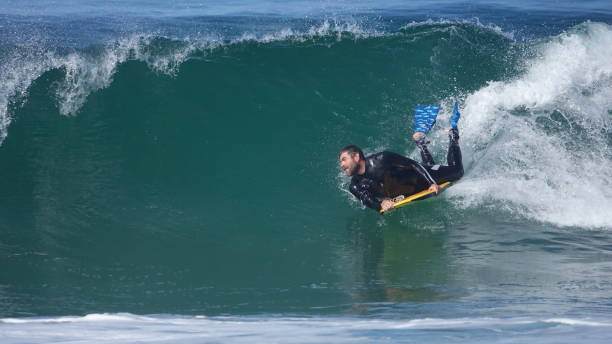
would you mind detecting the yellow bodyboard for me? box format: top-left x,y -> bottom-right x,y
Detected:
380,181 -> 452,214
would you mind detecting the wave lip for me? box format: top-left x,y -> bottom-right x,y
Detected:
0,18 -> 383,146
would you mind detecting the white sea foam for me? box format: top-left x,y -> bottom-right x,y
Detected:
1,313 -> 611,344
449,21 -> 612,228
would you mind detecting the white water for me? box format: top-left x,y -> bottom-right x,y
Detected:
1,313 -> 611,344
451,21 -> 612,229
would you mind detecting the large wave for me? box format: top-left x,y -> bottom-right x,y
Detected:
1,19 -> 610,229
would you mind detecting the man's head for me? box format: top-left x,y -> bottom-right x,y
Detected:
338,145 -> 365,176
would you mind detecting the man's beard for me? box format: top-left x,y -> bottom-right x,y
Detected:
349,162 -> 360,175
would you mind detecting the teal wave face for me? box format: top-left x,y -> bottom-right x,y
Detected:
0,23 -> 516,316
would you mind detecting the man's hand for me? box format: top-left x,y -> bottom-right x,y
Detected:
428,183 -> 440,194
381,199 -> 395,212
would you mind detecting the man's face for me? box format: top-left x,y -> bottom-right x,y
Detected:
339,151 -> 360,176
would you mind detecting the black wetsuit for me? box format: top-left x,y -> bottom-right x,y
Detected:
349,131 -> 463,211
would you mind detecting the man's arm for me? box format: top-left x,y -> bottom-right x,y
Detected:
349,178 -> 382,211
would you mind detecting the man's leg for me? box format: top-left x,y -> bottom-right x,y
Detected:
420,103 -> 464,183
424,129 -> 464,183
446,128 -> 462,171
412,132 -> 435,166
447,102 -> 463,171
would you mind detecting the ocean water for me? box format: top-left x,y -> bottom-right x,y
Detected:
1,1 -> 612,343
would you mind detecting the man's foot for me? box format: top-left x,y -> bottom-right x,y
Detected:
413,131 -> 436,166
412,132 -> 429,146
450,102 -> 461,130
445,127 -> 460,142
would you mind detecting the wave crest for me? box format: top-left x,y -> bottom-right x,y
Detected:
0,19 -> 386,145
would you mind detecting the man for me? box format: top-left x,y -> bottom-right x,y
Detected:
339,108 -> 463,212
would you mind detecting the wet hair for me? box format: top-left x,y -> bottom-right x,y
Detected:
339,145 -> 365,160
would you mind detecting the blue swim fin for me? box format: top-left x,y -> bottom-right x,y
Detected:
450,102 -> 461,130
414,105 -> 440,134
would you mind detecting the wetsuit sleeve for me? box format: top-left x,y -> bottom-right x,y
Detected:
349,178 -> 382,211
385,152 -> 437,185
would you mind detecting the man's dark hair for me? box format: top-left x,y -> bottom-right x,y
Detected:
339,145 -> 365,160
